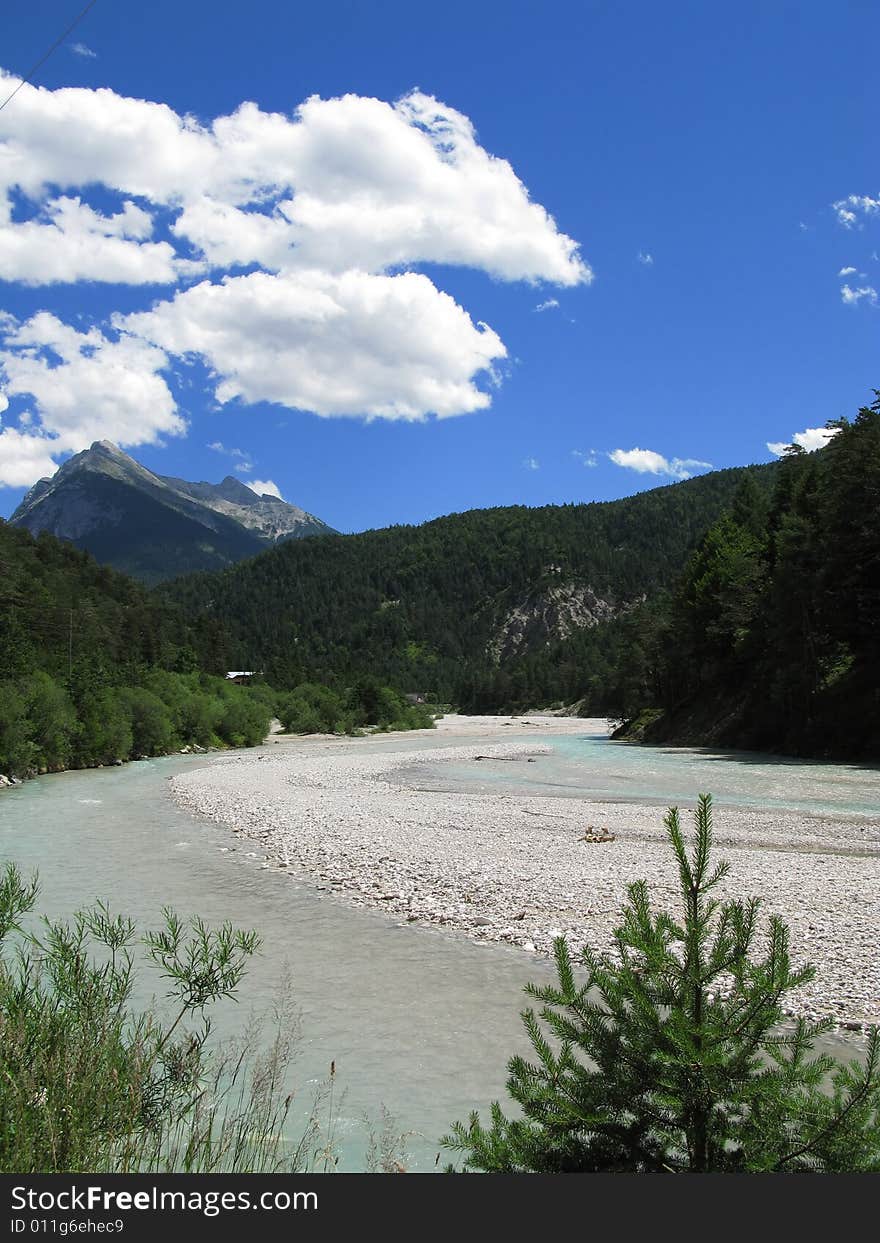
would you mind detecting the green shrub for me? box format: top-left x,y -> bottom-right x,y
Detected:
278,683 -> 346,734
118,687 -> 176,756
75,690 -> 134,765
21,672 -> 77,771
176,690 -> 223,746
445,795 -> 880,1172
0,865 -> 318,1174
0,684 -> 34,777
216,693 -> 268,748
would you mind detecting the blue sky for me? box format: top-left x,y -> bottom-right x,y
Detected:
0,0 -> 877,532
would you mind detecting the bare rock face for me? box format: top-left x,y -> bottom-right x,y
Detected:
165,472 -> 329,542
10,440 -> 335,583
488,579 -> 619,662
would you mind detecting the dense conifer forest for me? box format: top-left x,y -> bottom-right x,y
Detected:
161,462 -> 776,708
160,395 -> 880,758
620,396 -> 880,758
4,395 -> 878,769
0,522 -> 271,776
0,523 -> 432,778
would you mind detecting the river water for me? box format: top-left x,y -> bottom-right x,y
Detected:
1,725 -> 876,1171
407,724 -> 880,818
0,747 -> 562,1171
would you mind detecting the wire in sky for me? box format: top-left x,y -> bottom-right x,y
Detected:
0,0 -> 100,114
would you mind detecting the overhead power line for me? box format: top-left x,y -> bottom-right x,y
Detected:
0,0 -> 99,114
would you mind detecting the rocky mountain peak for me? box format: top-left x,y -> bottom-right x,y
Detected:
214,475 -> 264,506
9,443 -> 335,583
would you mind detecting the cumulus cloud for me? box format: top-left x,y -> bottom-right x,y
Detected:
246,478 -> 282,499
0,312 -> 183,457
121,269 -> 506,419
571,448 -> 597,467
0,74 -> 590,484
608,447 -> 712,480
0,427 -> 61,487
534,298 -> 559,312
832,194 -> 880,228
522,457 -> 540,471
840,282 -> 878,307
838,266 -> 858,276
637,251 -> 654,265
0,77 -> 589,283
70,43 -> 97,59
767,426 -> 838,456
0,195 -> 178,285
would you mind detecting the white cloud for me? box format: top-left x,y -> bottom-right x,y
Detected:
207,440 -> 252,465
608,447 -> 712,480
70,43 -> 97,59
0,312 -> 184,459
0,74 -> 590,484
0,77 -> 589,284
788,427 -> 838,452
246,478 -> 282,499
534,298 -> 559,312
122,269 -> 506,420
833,194 -> 880,228
767,426 -> 838,456
0,195 -> 178,285
571,447 -> 597,467
838,266 -> 857,276
252,90 -> 590,284
637,251 -> 654,265
0,427 -> 60,487
522,457 -> 540,471
841,283 -> 878,307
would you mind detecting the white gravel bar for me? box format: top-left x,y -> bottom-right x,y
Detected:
170,715 -> 880,1030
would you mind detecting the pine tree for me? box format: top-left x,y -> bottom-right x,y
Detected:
444,795 -> 880,1172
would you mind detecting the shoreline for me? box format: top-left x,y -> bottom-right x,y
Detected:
169,715 -> 880,1032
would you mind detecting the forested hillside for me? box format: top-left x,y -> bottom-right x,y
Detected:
0,523 -> 270,777
5,396 -> 875,767
161,463 -> 776,706
617,395 -> 880,758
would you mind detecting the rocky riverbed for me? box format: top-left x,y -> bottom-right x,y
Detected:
169,716 -> 880,1030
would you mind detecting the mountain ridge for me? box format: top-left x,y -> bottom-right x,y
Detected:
10,442 -> 335,583
160,460 -> 778,704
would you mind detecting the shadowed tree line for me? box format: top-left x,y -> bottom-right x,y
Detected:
0,522 -> 270,776
613,394 -> 880,758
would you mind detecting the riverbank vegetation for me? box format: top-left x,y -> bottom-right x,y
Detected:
0,667 -> 274,779
278,677 -> 435,736
3,799 -> 877,1173
0,520 -> 273,778
0,864 -> 322,1173
0,522 -> 433,780
445,796 -> 880,1172
4,395 -> 878,764
609,395 -> 880,757
157,393 -> 880,760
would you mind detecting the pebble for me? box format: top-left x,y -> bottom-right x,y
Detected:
170,716 -> 880,1031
